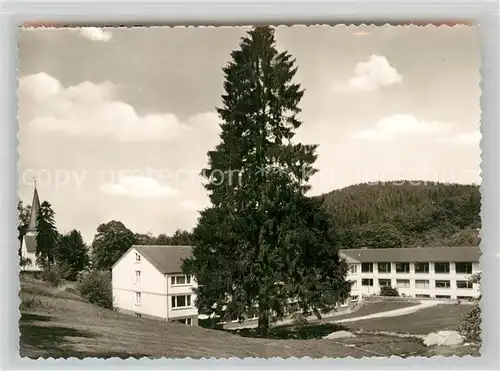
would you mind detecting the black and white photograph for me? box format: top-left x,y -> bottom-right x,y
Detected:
18,24 -> 481,358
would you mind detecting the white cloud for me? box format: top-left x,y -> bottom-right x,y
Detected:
345,55 -> 402,92
19,73 -> 219,142
100,176 -> 179,198
446,132 -> 481,146
354,114 -> 451,140
79,27 -> 112,42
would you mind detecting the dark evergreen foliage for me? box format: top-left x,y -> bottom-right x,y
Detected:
182,26 -> 350,330
35,201 -> 58,270
17,201 -> 31,260
55,230 -> 90,281
319,181 -> 481,248
380,286 -> 399,297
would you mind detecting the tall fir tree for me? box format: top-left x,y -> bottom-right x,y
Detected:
55,229 -> 90,280
36,201 -> 58,271
183,26 -> 350,330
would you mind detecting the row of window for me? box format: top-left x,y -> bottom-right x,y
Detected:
350,262 -> 473,274
135,292 -> 193,308
357,278 -> 474,289
132,271 -> 191,286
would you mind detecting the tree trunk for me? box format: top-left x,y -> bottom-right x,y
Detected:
257,309 -> 270,331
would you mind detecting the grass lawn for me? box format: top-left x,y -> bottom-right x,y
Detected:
18,279 -> 477,359
343,304 -> 474,334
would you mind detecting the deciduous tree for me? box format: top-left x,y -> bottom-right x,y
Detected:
91,221 -> 137,270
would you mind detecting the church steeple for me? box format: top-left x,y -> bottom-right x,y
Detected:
27,180 -> 41,233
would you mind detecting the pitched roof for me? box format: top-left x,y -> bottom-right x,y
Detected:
27,187 -> 41,233
133,245 -> 193,274
339,246 -> 481,263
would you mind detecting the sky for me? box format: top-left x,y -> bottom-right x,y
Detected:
18,25 -> 481,243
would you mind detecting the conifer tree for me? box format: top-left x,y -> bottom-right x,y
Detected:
55,229 -> 90,280
36,201 -> 58,271
183,26 -> 350,330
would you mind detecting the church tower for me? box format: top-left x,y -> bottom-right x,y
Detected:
21,182 -> 42,271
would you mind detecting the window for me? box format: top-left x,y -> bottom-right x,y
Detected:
351,295 -> 359,302
436,295 -> 451,299
395,263 -> 410,273
135,253 -> 141,262
416,294 -> 430,298
396,279 -> 410,288
350,280 -> 358,289
456,280 -> 473,289
414,262 -> 429,273
457,296 -> 474,300
455,262 -> 473,274
435,280 -> 451,288
434,262 -> 450,274
378,279 -> 392,287
362,278 -> 373,286
415,279 -> 430,289
171,275 -> 191,286
377,263 -> 391,273
171,295 -> 192,308
135,270 -> 141,284
349,265 -> 358,274
135,292 -> 141,305
361,263 -> 373,273
172,318 -> 192,325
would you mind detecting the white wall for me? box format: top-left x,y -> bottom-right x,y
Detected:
347,261 -> 480,300
166,273 -> 198,319
112,248 -> 168,319
21,234 -> 41,272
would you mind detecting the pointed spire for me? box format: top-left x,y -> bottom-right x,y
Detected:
27,181 -> 41,233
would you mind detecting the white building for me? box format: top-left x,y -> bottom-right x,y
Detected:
112,245 -> 198,325
340,246 -> 481,301
112,244 -> 480,326
20,185 -> 43,272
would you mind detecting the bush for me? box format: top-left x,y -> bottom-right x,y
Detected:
76,270 -> 113,309
458,305 -> 481,343
41,266 -> 61,287
291,312 -> 308,327
380,286 -> 399,297
19,295 -> 43,311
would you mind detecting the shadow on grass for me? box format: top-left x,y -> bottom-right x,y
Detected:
231,322 -> 350,340
20,312 -> 98,358
20,312 -> 152,359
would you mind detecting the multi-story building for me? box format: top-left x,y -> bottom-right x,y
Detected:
112,244 -> 481,326
112,245 -> 198,325
339,246 -> 481,301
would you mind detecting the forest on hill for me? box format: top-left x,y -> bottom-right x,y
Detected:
319,181 -> 481,249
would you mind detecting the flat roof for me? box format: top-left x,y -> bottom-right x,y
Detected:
339,246 -> 481,263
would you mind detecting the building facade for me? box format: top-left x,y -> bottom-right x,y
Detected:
112,244 -> 480,326
112,245 -> 198,325
340,246 -> 481,301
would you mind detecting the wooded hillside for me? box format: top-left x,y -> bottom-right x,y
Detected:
319,181 -> 481,249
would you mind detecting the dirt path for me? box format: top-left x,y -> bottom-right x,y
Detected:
332,301 -> 440,324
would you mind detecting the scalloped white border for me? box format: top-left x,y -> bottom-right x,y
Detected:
2,1 -> 499,369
